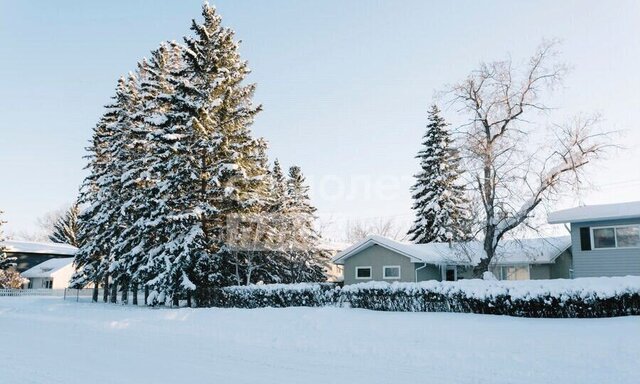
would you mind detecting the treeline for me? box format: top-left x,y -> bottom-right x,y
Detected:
71,4 -> 327,306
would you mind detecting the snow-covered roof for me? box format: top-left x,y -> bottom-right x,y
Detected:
1,240 -> 77,255
21,257 -> 75,278
548,201 -> 640,224
332,235 -> 571,266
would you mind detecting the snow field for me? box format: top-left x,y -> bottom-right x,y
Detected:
1,296 -> 638,384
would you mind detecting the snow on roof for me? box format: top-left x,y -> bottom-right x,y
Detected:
21,257 -> 75,278
332,235 -> 571,266
1,240 -> 78,255
548,201 -> 640,224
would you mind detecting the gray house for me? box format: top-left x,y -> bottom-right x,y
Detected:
332,235 -> 572,285
548,201 -> 640,278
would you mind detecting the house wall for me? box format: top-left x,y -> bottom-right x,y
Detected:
530,264 -> 550,279
570,218 -> 640,278
342,245 -> 417,285
52,265 -> 75,289
26,277 -> 51,289
550,250 -> 573,279
415,263 -> 442,281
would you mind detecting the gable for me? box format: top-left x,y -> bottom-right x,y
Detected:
332,237 -> 423,265
343,244 -> 416,265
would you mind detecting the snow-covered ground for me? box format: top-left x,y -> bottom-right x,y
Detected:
1,297 -> 638,384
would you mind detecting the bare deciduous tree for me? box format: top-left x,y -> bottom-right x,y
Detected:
450,40 -> 609,274
346,218 -> 408,243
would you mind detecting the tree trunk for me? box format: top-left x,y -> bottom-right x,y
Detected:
172,295 -> 179,307
110,283 -> 117,304
92,283 -> 99,303
474,229 -> 496,277
103,274 -> 109,303
132,284 -> 138,306
234,252 -> 242,285
187,292 -> 192,308
144,285 -> 149,305
121,284 -> 128,305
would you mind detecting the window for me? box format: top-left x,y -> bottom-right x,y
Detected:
591,225 -> 640,249
383,266 -> 401,279
445,266 -> 457,281
499,265 -> 530,281
355,267 -> 372,279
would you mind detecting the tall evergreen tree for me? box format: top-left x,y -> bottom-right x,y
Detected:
408,105 -> 471,243
279,166 -> 327,283
71,77 -> 136,301
117,43 -> 184,305
144,3 -> 265,303
49,202 -> 82,247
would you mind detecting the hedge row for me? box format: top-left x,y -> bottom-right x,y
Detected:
209,277 -> 640,318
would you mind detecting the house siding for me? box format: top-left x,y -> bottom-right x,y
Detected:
415,263 -> 442,281
530,264 -> 550,279
570,218 -> 640,278
549,250 -> 573,279
342,245 -> 417,285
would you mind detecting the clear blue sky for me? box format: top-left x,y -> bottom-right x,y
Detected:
1,0 -> 639,240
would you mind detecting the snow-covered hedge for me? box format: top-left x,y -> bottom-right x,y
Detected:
342,277 -> 640,318
216,283 -> 339,309
211,277 -> 640,317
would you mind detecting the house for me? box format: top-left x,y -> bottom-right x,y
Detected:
548,201 -> 640,278
1,240 -> 78,273
332,235 -> 572,285
20,257 -> 75,289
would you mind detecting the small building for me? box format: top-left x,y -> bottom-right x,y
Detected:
548,201 -> 640,278
332,235 -> 572,285
21,257 -> 75,289
1,240 -> 78,273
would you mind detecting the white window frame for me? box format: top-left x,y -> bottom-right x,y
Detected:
355,266 -> 372,280
382,265 -> 401,280
590,224 -> 640,250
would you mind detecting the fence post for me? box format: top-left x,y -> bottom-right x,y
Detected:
63,288 -> 67,300
76,289 -> 80,302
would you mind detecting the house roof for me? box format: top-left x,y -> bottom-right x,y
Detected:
332,235 -> 571,266
21,257 -> 75,278
1,240 -> 78,256
548,201 -> 640,224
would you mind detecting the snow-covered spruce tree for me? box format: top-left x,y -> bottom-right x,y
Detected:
145,4 -> 265,304
114,43 -> 184,305
71,77 -> 137,302
408,105 -> 471,243
104,75 -> 143,304
49,202 -> 82,247
257,159 -> 291,282
71,110 -> 116,301
220,142 -> 276,286
277,166 -> 327,283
